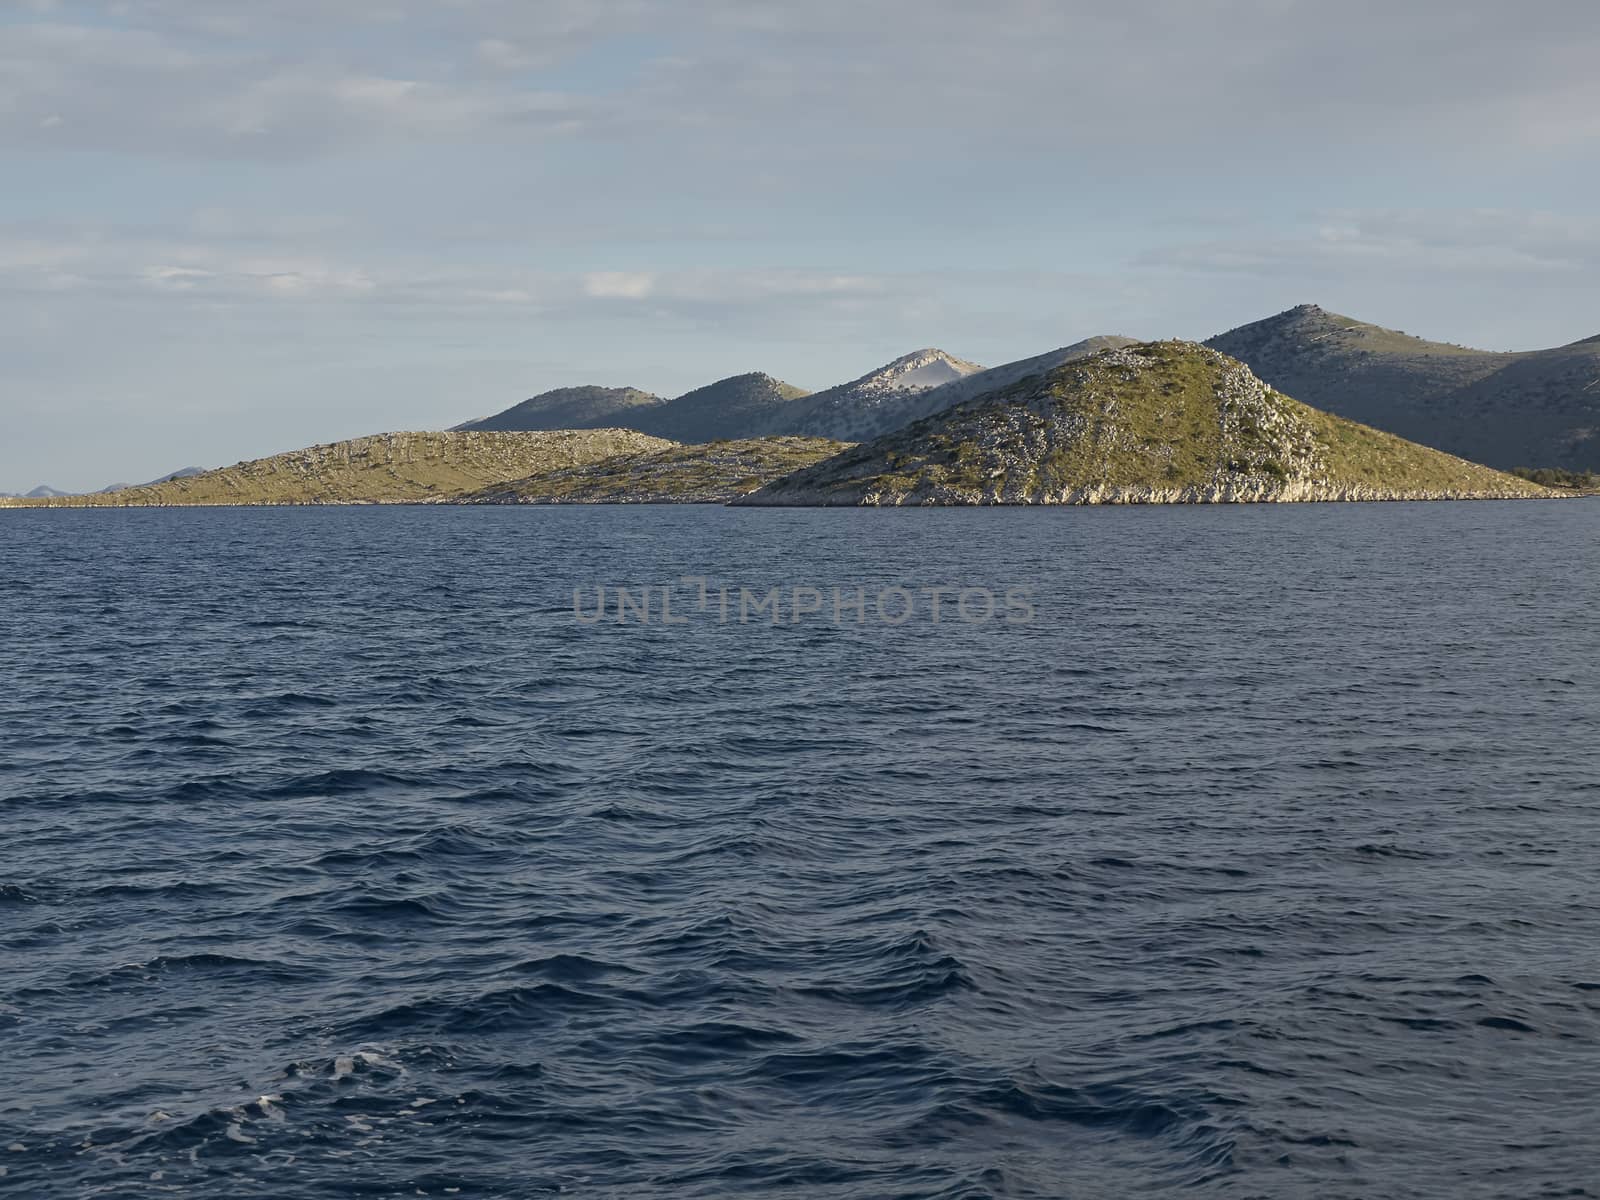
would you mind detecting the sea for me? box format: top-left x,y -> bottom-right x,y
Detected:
1,503 -> 1597,1199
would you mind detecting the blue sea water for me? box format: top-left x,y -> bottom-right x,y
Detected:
1,502 -> 1598,1199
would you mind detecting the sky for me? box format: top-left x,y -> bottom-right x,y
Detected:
3,0 -> 1598,492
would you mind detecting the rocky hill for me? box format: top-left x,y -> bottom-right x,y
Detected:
458,436 -> 848,504
456,373 -> 812,443
842,335 -> 1138,435
631,373 -> 811,442
1207,305 -> 1600,470
735,342 -> 1554,506
768,349 -> 985,441
4,430 -> 671,506
455,386 -> 664,432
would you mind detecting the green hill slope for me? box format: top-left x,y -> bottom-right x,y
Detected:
1207,305 -> 1600,470
3,430 -> 673,506
735,342 -> 1554,506
459,436 -> 847,504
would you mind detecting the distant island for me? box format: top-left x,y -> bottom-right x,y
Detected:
4,337 -> 1562,509
450,308 -> 1600,474
9,305 -> 1598,508
2,430 -> 673,507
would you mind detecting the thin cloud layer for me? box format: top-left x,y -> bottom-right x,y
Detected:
1148,210 -> 1600,282
5,1 -> 1599,158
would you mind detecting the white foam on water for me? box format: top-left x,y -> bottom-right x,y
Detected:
254,1095 -> 286,1121
333,1048 -> 400,1081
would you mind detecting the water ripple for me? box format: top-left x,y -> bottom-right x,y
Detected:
2,503 -> 1599,1198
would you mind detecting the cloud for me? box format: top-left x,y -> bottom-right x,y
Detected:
0,228 -> 382,299
0,224 -> 930,319
141,265 -> 215,289
581,271 -> 655,300
4,1 -> 1598,162
612,0 -> 1600,165
0,20 -> 604,157
1145,209 -> 1600,282
475,38 -> 545,71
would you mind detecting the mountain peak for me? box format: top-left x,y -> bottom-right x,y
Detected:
765,341 -> 1143,442
856,348 -> 984,394
1212,304 -> 1376,349
1268,303 -> 1350,329
887,347 -> 950,364
709,370 -> 809,397
456,385 -> 663,432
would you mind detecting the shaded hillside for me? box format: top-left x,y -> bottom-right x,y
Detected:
736,342 -> 1553,506
1207,305 -> 1600,470
631,373 -> 811,442
4,430 -> 671,506
457,373 -> 812,442
1509,466 -> 1600,493
459,436 -> 848,504
99,467 -> 205,494
456,386 -> 664,432
770,349 -> 984,440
